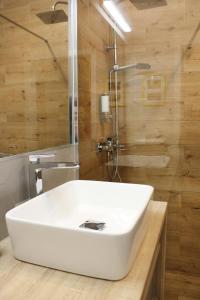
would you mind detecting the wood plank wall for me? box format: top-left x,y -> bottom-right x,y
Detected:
78,0 -> 112,180
0,0 -> 69,154
116,0 -> 200,299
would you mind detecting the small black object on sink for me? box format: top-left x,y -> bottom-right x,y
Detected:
79,220 -> 105,231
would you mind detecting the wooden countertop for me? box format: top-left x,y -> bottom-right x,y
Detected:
0,201 -> 167,300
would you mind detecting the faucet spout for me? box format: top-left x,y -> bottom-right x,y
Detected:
29,154 -> 79,197
31,161 -> 80,170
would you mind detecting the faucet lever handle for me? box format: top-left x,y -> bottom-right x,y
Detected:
118,144 -> 125,151
29,153 -> 56,163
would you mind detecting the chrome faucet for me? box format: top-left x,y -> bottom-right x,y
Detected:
29,153 -> 79,197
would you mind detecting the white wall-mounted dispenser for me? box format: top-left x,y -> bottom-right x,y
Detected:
100,94 -> 112,121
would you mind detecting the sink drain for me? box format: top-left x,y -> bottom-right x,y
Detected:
79,220 -> 105,231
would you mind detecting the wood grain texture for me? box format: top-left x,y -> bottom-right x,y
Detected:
113,1 -> 200,299
0,201 -> 167,300
78,0 -> 112,180
0,0 -> 69,154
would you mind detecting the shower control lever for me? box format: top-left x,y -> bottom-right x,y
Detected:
115,144 -> 125,151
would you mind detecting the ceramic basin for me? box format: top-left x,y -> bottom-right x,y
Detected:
6,180 -> 153,280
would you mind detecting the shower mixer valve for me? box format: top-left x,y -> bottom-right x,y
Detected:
97,137 -> 113,153
96,137 -> 125,153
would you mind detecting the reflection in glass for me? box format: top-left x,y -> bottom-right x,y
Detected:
0,0 -> 76,155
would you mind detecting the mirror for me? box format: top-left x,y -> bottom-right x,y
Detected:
0,0 -> 76,156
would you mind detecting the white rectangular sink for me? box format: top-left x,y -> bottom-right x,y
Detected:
6,180 -> 153,280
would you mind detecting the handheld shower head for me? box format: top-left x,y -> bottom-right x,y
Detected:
134,63 -> 151,70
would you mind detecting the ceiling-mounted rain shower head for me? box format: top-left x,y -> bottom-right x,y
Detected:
36,10 -> 68,24
113,63 -> 151,72
130,0 -> 167,10
36,1 -> 68,24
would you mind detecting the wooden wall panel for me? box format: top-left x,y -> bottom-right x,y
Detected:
76,0 -> 200,298
0,0 -> 69,154
78,0 -> 200,296
78,0 -> 112,180
116,0 -> 200,299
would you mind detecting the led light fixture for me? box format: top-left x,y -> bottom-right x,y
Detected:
103,0 -> 132,32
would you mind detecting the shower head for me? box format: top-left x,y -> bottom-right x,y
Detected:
112,63 -> 151,72
130,0 -> 167,10
36,1 -> 68,24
